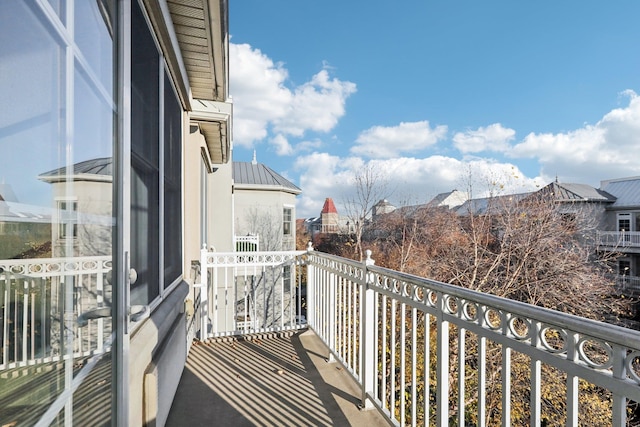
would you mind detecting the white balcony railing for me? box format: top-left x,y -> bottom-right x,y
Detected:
198,247 -> 306,338
195,247 -> 640,426
616,275 -> 640,295
597,231 -> 640,248
0,256 -> 112,370
234,234 -> 260,252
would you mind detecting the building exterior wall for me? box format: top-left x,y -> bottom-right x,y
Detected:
209,161 -> 234,252
234,188 -> 298,251
0,1 -> 232,425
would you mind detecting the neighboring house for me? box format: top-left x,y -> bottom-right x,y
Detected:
233,155 -> 301,251
426,189 -> 469,210
304,197 -> 355,238
38,157 -> 114,258
371,190 -> 469,221
597,176 -> 640,297
0,1 -> 232,425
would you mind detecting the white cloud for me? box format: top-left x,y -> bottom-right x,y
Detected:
510,90 -> 640,183
351,121 -> 448,159
453,123 -> 516,153
294,153 -> 541,217
230,43 -> 291,146
230,43 -> 355,153
273,70 -> 357,136
270,134 -> 292,156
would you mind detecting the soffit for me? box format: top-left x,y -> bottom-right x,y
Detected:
166,0 -> 228,102
197,121 -> 229,164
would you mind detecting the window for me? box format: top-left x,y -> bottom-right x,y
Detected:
131,1 -> 182,305
163,73 -> 182,288
618,214 -> 631,232
618,213 -> 631,244
619,259 -> 631,276
283,207 -> 292,236
57,200 -> 78,240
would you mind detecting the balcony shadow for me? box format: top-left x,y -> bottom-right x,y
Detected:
166,330 -> 388,427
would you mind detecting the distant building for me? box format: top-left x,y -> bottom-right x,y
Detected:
233,154 -> 301,251
596,176 -> 640,298
304,197 -> 354,238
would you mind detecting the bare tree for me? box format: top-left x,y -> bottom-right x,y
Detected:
243,207 -> 283,251
365,191 -> 634,425
342,163 -> 388,261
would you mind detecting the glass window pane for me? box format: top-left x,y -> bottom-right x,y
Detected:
131,1 -> 160,304
164,74 -> 182,288
0,1 -> 114,424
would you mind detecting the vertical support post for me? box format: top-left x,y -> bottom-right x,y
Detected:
361,250 -> 375,409
477,335 -> 487,427
611,345 -> 627,426
530,322 -> 541,427
436,292 -> 450,427
328,267 -> 336,361
199,244 -> 209,340
501,346 -> 511,427
458,327 -> 466,427
306,243 -> 315,329
566,333 -> 579,427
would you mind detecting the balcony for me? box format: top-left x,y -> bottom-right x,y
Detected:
598,231 -> 640,252
172,247 -> 640,426
616,275 -> 640,297
1,250 -> 639,425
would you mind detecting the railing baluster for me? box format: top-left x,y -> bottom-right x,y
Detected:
22,280 -> 28,363
458,327 -> 465,427
381,293 -> 388,413
566,332 -> 579,427
611,345 -> 627,426
400,301 -> 406,426
530,321 -> 542,427
436,291 -> 449,427
478,335 -> 486,427
391,295 -> 396,418
501,345 -> 511,427
424,312 -> 430,427
411,306 -> 417,427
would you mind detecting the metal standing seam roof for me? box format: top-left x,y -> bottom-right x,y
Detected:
455,192 -> 532,216
600,177 -> 640,208
38,157 -> 113,182
542,182 -> 616,202
233,162 -> 301,194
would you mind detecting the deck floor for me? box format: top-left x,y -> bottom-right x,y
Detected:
166,330 -> 389,426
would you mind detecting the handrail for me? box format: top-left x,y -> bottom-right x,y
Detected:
0,256 -> 112,370
305,250 -> 640,426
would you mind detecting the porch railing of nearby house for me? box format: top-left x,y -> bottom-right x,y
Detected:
234,234 -> 260,252
598,231 -> 640,248
0,256 -> 111,370
196,246 -> 640,426
616,275 -> 640,295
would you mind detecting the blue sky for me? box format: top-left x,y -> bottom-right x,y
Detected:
229,1 -> 640,217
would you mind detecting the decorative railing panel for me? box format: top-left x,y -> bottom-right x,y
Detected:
305,250 -> 640,426
0,256 -> 112,370
597,231 -> 640,248
197,247 -> 306,338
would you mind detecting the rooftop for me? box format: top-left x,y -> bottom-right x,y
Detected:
321,198 -> 338,214
601,176 -> 640,208
233,161 -> 301,195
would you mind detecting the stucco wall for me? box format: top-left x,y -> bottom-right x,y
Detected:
234,188 -> 297,251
